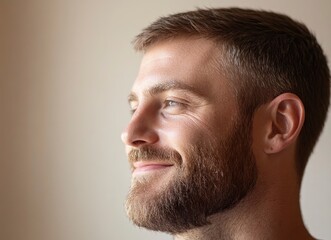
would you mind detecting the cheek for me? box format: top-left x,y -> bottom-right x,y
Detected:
158,114 -> 220,153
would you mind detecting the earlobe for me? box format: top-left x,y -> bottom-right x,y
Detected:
264,93 -> 305,154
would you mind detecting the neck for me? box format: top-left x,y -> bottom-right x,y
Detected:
174,177 -> 314,240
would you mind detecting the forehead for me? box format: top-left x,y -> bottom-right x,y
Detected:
132,38 -> 227,96
141,37 -> 219,69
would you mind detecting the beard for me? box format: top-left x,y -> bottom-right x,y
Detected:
125,114 -> 257,234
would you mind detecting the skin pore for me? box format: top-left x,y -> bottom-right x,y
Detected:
121,37 -> 315,240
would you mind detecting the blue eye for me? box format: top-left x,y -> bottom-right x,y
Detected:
163,100 -> 187,115
165,100 -> 180,107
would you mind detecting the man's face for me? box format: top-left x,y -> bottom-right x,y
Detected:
121,38 -> 257,233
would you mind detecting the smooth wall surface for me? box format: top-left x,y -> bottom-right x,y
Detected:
0,1 -> 330,240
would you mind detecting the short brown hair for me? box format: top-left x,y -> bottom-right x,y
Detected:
133,8 -> 330,178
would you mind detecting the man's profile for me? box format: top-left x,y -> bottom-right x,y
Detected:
121,8 -> 330,240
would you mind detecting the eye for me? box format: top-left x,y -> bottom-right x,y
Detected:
129,102 -> 138,115
130,108 -> 137,115
164,100 -> 181,107
163,99 -> 186,115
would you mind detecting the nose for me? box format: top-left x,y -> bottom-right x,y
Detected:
121,108 -> 159,147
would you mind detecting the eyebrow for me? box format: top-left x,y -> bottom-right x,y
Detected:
127,80 -> 205,103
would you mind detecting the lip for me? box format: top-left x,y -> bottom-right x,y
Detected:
133,161 -> 174,175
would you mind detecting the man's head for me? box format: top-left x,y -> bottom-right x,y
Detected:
121,8 -> 330,234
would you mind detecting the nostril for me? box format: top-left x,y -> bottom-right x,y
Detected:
132,140 -> 147,146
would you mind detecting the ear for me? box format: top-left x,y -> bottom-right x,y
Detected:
264,93 -> 305,154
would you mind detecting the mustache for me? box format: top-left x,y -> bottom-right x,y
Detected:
128,147 -> 182,164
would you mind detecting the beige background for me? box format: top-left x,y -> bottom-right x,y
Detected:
0,0 -> 330,240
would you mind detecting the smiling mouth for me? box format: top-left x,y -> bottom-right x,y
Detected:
133,161 -> 174,175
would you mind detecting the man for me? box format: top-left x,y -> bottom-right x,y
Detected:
121,8 -> 330,240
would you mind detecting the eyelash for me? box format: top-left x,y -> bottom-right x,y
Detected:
130,99 -> 185,115
164,99 -> 181,107
130,109 -> 136,115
